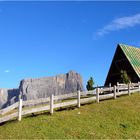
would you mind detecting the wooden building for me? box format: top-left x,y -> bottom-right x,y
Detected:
105,44 -> 140,86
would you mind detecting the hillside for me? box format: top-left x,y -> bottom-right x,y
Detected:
0,93 -> 140,139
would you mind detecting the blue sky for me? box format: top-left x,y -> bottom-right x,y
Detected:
0,1 -> 140,88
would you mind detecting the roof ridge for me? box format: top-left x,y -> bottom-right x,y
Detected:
119,43 -> 140,50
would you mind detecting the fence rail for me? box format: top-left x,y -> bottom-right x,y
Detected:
0,82 -> 140,124
0,102 -> 18,115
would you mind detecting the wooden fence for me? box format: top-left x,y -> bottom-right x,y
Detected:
0,82 -> 140,124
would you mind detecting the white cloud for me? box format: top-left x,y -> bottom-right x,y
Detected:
4,70 -> 10,73
96,13 -> 140,37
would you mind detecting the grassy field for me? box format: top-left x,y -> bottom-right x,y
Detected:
0,93 -> 140,139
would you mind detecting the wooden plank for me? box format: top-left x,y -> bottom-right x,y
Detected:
18,99 -> 22,121
128,83 -> 130,96
131,89 -> 139,93
77,91 -> 80,108
80,90 -> 96,96
114,85 -> 116,99
116,91 -> 128,96
22,105 -> 50,116
22,97 -> 50,106
54,100 -> 77,108
80,96 -> 96,104
0,102 -> 18,115
54,92 -> 77,100
0,112 -> 18,124
96,88 -> 99,103
118,83 -> 126,86
99,93 -> 114,100
101,87 -> 110,92
81,90 -> 94,95
131,83 -> 139,86
102,87 -> 114,92
118,86 -> 128,90
117,88 -> 139,96
50,94 -> 54,114
118,85 -> 128,88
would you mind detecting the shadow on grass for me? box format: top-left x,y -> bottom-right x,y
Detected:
0,118 -> 17,126
0,93 -> 132,126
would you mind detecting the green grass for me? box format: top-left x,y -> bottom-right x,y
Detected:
0,93 -> 140,139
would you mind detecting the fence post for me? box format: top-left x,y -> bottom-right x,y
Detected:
18,96 -> 22,121
77,90 -> 80,108
138,82 -> 140,93
109,83 -> 111,93
114,85 -> 116,99
128,83 -> 130,96
117,82 -> 119,93
96,87 -> 99,103
50,94 -> 54,115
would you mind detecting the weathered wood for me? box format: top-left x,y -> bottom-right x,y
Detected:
130,89 -> 139,93
130,83 -> 139,87
77,90 -> 80,108
101,87 -> 114,92
23,97 -> 50,107
128,83 -> 130,96
22,105 -> 50,116
117,85 -> 128,91
116,91 -> 128,96
0,112 -> 18,123
138,82 -> 140,93
117,82 -> 119,93
80,96 -> 96,104
54,100 -> 77,108
96,88 -> 100,103
109,83 -> 111,93
117,88 -> 138,96
22,92 -> 77,107
0,102 -> 18,115
117,83 -> 126,86
114,85 -> 116,99
81,90 -> 94,95
50,94 -> 54,114
54,92 -> 77,100
118,86 -> 128,90
99,93 -> 114,100
18,99 -> 22,121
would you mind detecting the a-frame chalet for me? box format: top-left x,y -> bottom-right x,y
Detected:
105,44 -> 140,86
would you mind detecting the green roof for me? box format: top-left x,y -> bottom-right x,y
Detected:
119,44 -> 140,78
